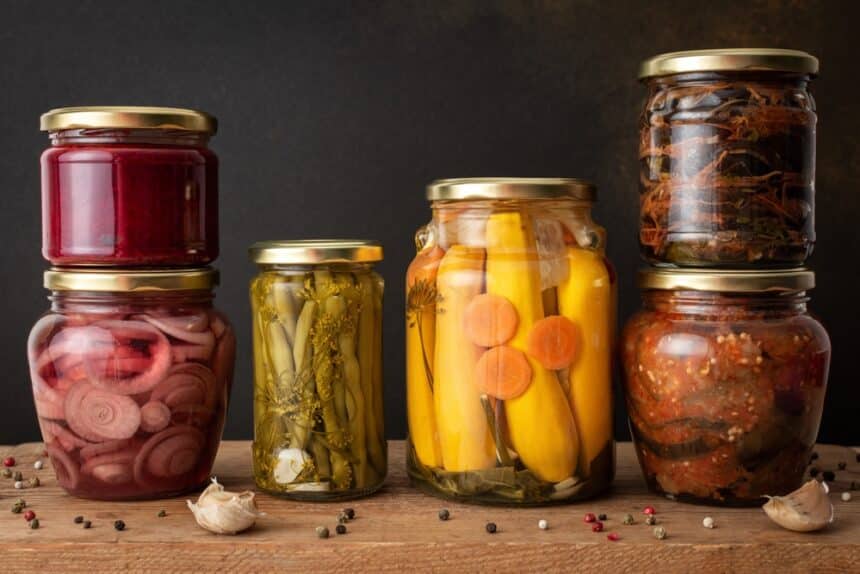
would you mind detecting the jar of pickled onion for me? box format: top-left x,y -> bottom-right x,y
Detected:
621,268 -> 830,505
28,268 -> 234,500
406,178 -> 616,505
40,106 -> 218,266
249,240 -> 386,500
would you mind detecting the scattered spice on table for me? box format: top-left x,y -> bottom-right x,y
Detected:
1,468 -> 11,478
13,471 -> 23,481
438,509 -> 450,521
838,462 -> 847,471
643,506 -> 656,516
654,526 -> 667,540
538,519 -> 548,530
23,510 -> 35,522
14,481 -> 23,490
598,514 -> 607,521
809,467 -> 821,478
823,471 -> 836,482
851,481 -> 858,491
842,492 -> 853,502
810,452 -> 819,462
33,460 -> 44,470
3,456 -> 15,467
344,508 -> 355,520
73,515 -> 84,524
29,518 -> 39,530
645,515 -> 657,526
485,522 -> 497,534
337,511 -> 349,524
336,524 -> 347,535
82,520 -> 92,529
12,498 -> 26,514
27,477 -> 40,488
157,510 -> 167,518
114,520 -> 126,531
584,513 -> 596,523
316,526 -> 330,539
592,522 -> 604,533
607,532 -> 620,541
622,514 -> 635,525
703,517 -> 715,529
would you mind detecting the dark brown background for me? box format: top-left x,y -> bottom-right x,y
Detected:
0,1 -> 857,445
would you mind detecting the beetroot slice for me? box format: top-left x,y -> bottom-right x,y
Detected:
46,443 -> 81,490
64,382 -> 142,442
140,401 -> 171,433
137,313 -> 212,344
88,320 -> 171,395
80,438 -> 132,460
134,425 -> 204,488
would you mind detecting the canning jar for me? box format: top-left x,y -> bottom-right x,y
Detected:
40,106 -> 218,266
638,49 -> 818,267
249,240 -> 386,500
621,269 -> 830,506
28,268 -> 235,500
406,178 -> 616,505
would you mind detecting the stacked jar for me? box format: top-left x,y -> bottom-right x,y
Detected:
30,107 -> 235,500
623,50 -> 831,505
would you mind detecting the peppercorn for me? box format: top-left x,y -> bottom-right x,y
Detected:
1,468 -> 11,478
851,481 -> 858,491
643,506 -> 656,515
654,526 -> 667,540
14,481 -> 23,490
114,520 -> 126,531
538,519 -> 548,530
13,471 -> 23,481
82,520 -> 92,529
838,462 -> 847,471
23,510 -> 35,522
842,492 -> 852,502
344,508 -> 355,520
622,514 -> 635,525
607,532 -> 620,541
809,466 -> 821,477
337,511 -> 349,524
810,452 -> 819,462
583,513 -> 596,523
486,522 -> 497,534
157,510 -> 167,518
823,470 -> 836,482
29,518 -> 39,530
438,509 -> 450,521
316,526 -> 330,539
703,516 -> 715,529
3,456 -> 16,467
598,513 -> 607,521
11,504 -> 23,514
336,524 -> 347,535
27,477 -> 40,488
591,521 -> 604,532
645,515 -> 657,526
33,460 -> 44,471
73,515 -> 84,524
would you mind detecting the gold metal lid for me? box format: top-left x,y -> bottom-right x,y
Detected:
427,178 -> 596,201
638,268 -> 815,293
249,240 -> 384,265
40,106 -> 217,134
45,268 -> 219,292
639,48 -> 819,79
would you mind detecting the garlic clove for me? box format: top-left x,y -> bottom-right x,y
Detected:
273,447 -> 311,484
187,477 -> 264,535
287,481 -> 331,492
550,475 -> 584,500
762,479 -> 834,532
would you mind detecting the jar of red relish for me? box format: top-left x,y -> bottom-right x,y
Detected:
28,268 -> 235,500
40,107 -> 218,267
621,268 -> 830,506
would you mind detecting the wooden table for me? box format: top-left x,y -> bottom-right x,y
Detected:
0,441 -> 857,573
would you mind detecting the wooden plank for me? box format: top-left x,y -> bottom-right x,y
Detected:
0,441 -> 857,573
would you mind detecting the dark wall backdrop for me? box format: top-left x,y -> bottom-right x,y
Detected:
1,1 -> 857,446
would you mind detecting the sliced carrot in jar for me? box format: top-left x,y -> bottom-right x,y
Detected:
463,293 -> 519,348
475,346 -> 533,400
526,315 -> 579,370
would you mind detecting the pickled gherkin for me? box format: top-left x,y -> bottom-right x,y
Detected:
249,241 -> 386,500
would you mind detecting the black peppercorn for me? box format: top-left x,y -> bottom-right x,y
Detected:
838,462 -> 847,471
157,510 -> 167,518
74,515 -> 84,524
486,522 -> 497,534
598,514 -> 607,521
809,467 -> 820,477
344,508 -> 355,520
823,470 -> 836,482
336,524 -> 347,535
114,520 -> 126,531
29,518 -> 39,529
438,509 -> 450,521
83,520 -> 92,529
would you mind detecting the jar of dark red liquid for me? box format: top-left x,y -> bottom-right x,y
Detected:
638,50 -> 818,267
621,268 -> 830,505
40,107 -> 218,266
28,268 -> 235,500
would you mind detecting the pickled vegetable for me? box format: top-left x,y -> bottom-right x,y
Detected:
251,267 -> 385,499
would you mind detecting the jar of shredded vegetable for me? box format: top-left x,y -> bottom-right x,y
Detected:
406,178 -> 616,505
249,240 -> 386,500
621,268 -> 830,506
28,268 -> 234,500
638,49 -> 818,267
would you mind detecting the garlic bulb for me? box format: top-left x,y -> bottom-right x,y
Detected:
762,479 -> 834,532
273,447 -> 310,484
187,478 -> 264,535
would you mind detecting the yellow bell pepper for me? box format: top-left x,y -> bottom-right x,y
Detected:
558,246 -> 614,477
406,246 -> 444,468
433,245 -> 496,471
486,211 -> 579,482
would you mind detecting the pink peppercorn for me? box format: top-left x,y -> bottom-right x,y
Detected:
23,510 -> 35,521
643,506 -> 656,516
3,457 -> 15,468
584,513 -> 597,523
591,521 -> 604,532
607,532 -> 620,541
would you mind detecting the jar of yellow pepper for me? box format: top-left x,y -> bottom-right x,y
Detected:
406,178 -> 616,504
249,240 -> 386,500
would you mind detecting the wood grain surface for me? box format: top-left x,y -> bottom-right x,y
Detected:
0,441 -> 857,573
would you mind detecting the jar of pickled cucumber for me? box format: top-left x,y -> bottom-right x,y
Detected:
406,178 -> 616,505
249,240 -> 386,500
28,268 -> 234,500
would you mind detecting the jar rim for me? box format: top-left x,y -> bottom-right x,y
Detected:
638,48 -> 818,80
249,240 -> 383,265
638,268 -> 814,293
426,178 -> 596,201
40,106 -> 217,134
44,267 -> 218,292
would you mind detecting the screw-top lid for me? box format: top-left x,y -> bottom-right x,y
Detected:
44,268 -> 219,292
40,106 -> 217,134
249,240 -> 384,265
638,48 -> 819,80
638,268 -> 815,293
426,178 -> 595,201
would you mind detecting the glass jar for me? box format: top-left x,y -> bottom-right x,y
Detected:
638,49 -> 818,267
40,106 -> 218,266
406,178 -> 616,505
28,268 -> 235,500
621,269 -> 830,506
249,240 -> 386,500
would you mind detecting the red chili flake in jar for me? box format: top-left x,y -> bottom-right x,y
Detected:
3,457 -> 15,467
584,513 -> 597,523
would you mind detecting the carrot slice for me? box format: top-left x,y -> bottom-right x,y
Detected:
475,346 -> 533,400
463,294 -> 519,347
64,382 -> 142,442
526,315 -> 579,370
